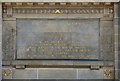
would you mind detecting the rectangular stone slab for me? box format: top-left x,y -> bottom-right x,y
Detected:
17,19 -> 99,60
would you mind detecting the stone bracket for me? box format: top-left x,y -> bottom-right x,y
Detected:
7,7 -> 12,17
90,65 -> 100,70
16,65 -> 25,69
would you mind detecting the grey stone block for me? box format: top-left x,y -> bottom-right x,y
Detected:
115,27 -> 119,35
118,45 -> 120,51
118,60 -> 120,69
118,51 -> 120,59
114,18 -> 119,25
78,69 -> 104,79
38,68 -> 77,79
12,69 -> 37,79
100,20 -> 113,27
118,70 -> 120,79
118,37 -> 120,43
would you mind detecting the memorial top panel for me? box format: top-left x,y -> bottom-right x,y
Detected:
0,0 -> 119,2
17,19 -> 99,60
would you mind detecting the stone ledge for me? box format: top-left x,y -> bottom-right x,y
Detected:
1,79 -> 118,81
0,0 -> 119,2
2,61 -> 114,66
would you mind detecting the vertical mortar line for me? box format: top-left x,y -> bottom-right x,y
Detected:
114,3 -> 119,79
37,68 -> 38,79
77,69 -> 78,79
0,3 -> 2,81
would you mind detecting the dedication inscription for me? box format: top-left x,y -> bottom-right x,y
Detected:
17,19 -> 99,59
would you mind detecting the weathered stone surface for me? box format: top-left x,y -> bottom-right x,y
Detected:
118,70 -> 120,79
114,3 -> 119,80
12,69 -> 37,79
38,68 -> 77,79
2,20 -> 16,61
115,59 -> 120,70
100,19 -> 114,61
2,68 -> 115,79
78,69 -> 104,79
2,60 -> 114,66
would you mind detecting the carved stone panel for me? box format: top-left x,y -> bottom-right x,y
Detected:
100,19 -> 114,61
17,19 -> 99,60
2,21 -> 16,60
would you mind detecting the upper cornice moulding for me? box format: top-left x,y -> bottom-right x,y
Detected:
0,0 -> 119,2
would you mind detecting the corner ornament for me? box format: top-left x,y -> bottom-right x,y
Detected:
3,69 -> 12,78
104,70 -> 112,78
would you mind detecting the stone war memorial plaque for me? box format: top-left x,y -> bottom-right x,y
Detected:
17,19 -> 99,59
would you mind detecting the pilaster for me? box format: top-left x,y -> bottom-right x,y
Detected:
0,3 -> 2,81
114,3 -> 119,80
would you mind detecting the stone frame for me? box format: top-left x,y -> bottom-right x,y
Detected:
2,4 -> 115,67
1,2 -> 119,80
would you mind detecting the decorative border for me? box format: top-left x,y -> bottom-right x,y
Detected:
12,8 -> 105,14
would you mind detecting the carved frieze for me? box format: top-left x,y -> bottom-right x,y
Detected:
11,8 -> 112,14
2,2 -> 114,15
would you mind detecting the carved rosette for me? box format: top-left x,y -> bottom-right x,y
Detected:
2,69 -> 12,79
103,67 -> 114,79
